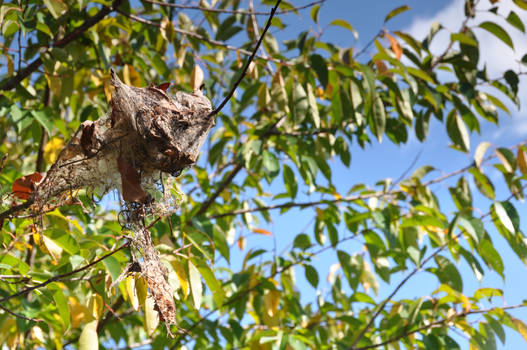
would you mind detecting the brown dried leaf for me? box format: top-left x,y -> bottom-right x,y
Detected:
80,121 -> 97,157
385,33 -> 402,60
12,172 -> 43,200
117,156 -> 148,203
252,228 -> 272,236
156,82 -> 171,92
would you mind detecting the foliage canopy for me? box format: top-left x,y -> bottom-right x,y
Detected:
1,0 -> 527,349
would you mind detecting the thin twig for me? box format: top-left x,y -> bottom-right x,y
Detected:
208,0 -> 283,117
173,234 -> 357,348
116,10 -> 285,65
0,0 -> 122,91
427,0 -> 480,73
348,185 -> 525,349
354,304 -> 527,350
0,242 -> 129,304
0,303 -> 43,322
144,0 -> 324,16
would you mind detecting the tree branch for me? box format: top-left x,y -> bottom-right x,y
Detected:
173,234 -> 357,348
0,0 -> 122,91
354,304 -> 527,350
0,303 -> 43,322
116,10 -> 285,65
348,185 -> 526,349
208,0 -> 283,117
144,0 -> 325,16
0,242 -> 129,304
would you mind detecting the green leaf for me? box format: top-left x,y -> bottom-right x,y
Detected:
446,110 -> 470,152
49,282 -> 70,329
406,67 -> 436,84
451,32 -> 478,47
263,150 -> 279,175
309,54 -> 329,89
283,164 -> 298,198
495,147 -> 516,173
293,83 -> 309,122
0,254 -> 29,275
384,5 -> 411,23
492,201 -> 519,233
43,0 -> 67,18
293,233 -> 311,250
310,4 -> 321,23
306,83 -> 320,128
102,256 -> 121,283
479,21 -> 514,49
193,258 -> 224,307
304,265 -> 319,288
469,168 -> 495,200
2,19 -> 19,37
514,0 -> 527,10
479,239 -> 504,279
329,19 -> 358,39
433,255 -> 463,292
506,11 -> 525,33
371,94 -> 386,142
31,110 -> 54,135
78,319 -> 98,350
337,250 -> 361,290
474,141 -> 491,168
185,226 -> 214,261
188,260 -> 203,308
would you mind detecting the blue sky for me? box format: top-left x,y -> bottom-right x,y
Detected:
221,1 -> 527,349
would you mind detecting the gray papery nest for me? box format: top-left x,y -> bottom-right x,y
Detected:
32,70 -> 214,334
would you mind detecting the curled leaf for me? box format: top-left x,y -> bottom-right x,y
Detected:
12,172 -> 43,199
80,121 -> 97,156
191,64 -> 204,91
117,156 -> 148,203
156,82 -> 171,92
385,33 -> 402,60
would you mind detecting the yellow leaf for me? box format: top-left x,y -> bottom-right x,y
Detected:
513,317 -> 527,342
103,78 -> 112,102
123,64 -> 142,87
176,45 -> 187,68
247,61 -> 258,79
518,147 -> 527,175
252,228 -> 272,236
125,276 -> 139,311
44,137 -> 64,164
262,290 -> 280,327
237,236 -> 246,251
30,326 -> 45,343
135,275 -> 148,307
144,296 -> 159,336
68,296 -> 88,328
6,54 -> 14,76
236,49 -> 242,68
190,64 -> 204,91
78,319 -> 98,350
170,259 -> 189,298
88,294 -> 104,320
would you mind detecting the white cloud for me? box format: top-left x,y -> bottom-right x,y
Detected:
404,0 -> 527,139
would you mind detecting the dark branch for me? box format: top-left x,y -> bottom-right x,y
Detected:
0,303 -> 43,322
0,242 -> 129,304
116,10 -> 285,65
354,304 -> 527,350
208,0 -> 283,117
0,0 -> 122,91
348,184 -> 526,349
145,0 -> 325,16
